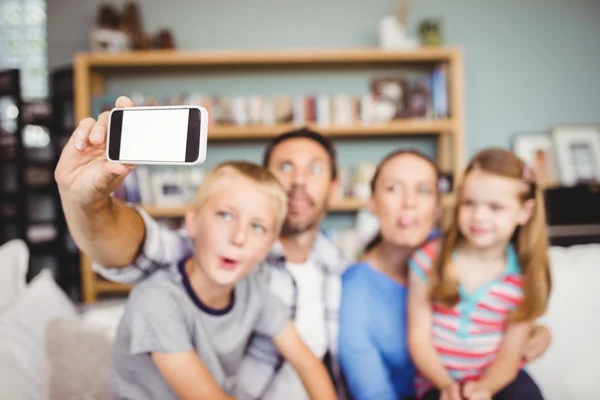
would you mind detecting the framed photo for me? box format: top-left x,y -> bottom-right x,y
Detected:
550,125 -> 600,186
512,132 -> 558,187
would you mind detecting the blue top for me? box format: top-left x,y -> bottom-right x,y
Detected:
339,262 -> 416,400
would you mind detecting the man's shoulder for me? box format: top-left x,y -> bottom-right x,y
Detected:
312,231 -> 349,273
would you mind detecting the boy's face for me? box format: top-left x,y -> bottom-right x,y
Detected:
185,174 -> 279,287
267,137 -> 338,235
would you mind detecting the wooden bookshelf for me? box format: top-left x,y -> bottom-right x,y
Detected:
75,47 -> 457,69
74,47 -> 465,303
206,120 -> 453,140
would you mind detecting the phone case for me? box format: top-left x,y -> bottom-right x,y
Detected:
106,105 -> 208,166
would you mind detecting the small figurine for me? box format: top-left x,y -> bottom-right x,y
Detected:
151,29 -> 176,50
120,1 -> 150,49
419,19 -> 443,46
90,3 -> 130,53
379,0 -> 419,50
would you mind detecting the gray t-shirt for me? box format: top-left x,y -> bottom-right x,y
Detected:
111,259 -> 290,400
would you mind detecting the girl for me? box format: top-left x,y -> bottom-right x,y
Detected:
338,149 -> 550,400
407,148 -> 552,400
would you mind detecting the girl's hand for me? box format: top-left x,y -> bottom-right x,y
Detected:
522,325 -> 552,362
462,381 -> 491,400
440,382 -> 462,400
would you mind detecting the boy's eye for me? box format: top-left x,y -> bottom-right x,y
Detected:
218,211 -> 232,220
418,187 -> 434,195
387,184 -> 401,193
490,204 -> 504,212
251,223 -> 266,233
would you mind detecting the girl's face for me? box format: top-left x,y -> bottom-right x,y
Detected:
458,168 -> 534,250
369,154 -> 440,249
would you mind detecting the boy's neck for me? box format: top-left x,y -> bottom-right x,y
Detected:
185,259 -> 233,310
279,227 -> 319,264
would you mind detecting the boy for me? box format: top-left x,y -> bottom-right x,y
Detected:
111,161 -> 337,400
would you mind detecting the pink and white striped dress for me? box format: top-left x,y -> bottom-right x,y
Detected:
408,238 -> 525,398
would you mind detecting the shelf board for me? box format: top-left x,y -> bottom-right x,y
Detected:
96,280 -> 131,293
140,198 -> 368,218
76,47 -> 459,69
208,120 -> 453,140
140,195 -> 456,218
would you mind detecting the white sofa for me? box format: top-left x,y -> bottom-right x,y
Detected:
0,239 -> 598,399
527,244 -> 600,400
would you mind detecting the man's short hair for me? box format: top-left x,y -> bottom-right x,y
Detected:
262,127 -> 338,181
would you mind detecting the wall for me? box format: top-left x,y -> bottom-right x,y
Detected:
47,0 -> 600,158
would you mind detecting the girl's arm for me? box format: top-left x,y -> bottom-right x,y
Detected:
475,320 -> 534,394
338,285 -> 397,400
273,322 -> 337,400
407,268 -> 456,390
152,352 -> 235,400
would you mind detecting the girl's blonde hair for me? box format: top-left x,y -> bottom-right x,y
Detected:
431,148 -> 552,322
192,161 -> 288,234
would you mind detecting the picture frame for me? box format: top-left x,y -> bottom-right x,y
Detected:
550,125 -> 600,186
512,132 -> 558,187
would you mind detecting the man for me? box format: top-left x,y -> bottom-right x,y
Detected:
56,96 -> 551,400
56,96 -> 347,400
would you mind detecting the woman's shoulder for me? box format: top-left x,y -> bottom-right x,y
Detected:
342,260 -> 374,278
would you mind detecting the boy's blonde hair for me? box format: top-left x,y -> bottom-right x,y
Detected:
192,160 -> 288,234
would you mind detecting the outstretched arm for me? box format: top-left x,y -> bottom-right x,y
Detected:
273,322 -> 337,400
92,206 -> 192,284
55,96 -> 145,267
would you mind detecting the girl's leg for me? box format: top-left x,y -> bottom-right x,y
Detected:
493,370 -> 544,400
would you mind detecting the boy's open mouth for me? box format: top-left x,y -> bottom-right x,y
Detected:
219,257 -> 238,270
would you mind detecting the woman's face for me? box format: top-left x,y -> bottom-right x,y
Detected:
369,154 -> 440,249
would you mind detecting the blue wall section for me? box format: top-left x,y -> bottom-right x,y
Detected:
47,0 -> 600,229
48,0 -> 600,157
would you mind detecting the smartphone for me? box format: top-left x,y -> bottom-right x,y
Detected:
106,105 -> 208,165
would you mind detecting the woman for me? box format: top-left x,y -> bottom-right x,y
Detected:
338,149 -> 551,400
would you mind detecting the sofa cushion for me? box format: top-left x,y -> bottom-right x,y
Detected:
527,244 -> 600,400
0,268 -> 78,400
0,239 -> 29,314
45,318 -> 115,400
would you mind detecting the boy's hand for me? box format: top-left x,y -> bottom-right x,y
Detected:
462,381 -> 491,400
273,322 -> 336,400
55,96 -> 135,209
440,382 -> 462,400
522,325 -> 551,362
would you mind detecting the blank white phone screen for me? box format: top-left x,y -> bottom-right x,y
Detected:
119,109 -> 189,162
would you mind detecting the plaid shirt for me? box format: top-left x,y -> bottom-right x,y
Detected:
93,205 -> 349,399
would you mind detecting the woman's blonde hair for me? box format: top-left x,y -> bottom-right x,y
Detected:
431,148 -> 552,322
192,161 -> 288,234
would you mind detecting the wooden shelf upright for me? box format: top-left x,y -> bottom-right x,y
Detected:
73,47 -> 465,303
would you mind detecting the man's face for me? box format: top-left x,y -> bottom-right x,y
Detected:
267,137 -> 337,236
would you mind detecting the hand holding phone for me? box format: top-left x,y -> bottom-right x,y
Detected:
106,105 -> 208,165
55,96 -> 138,209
